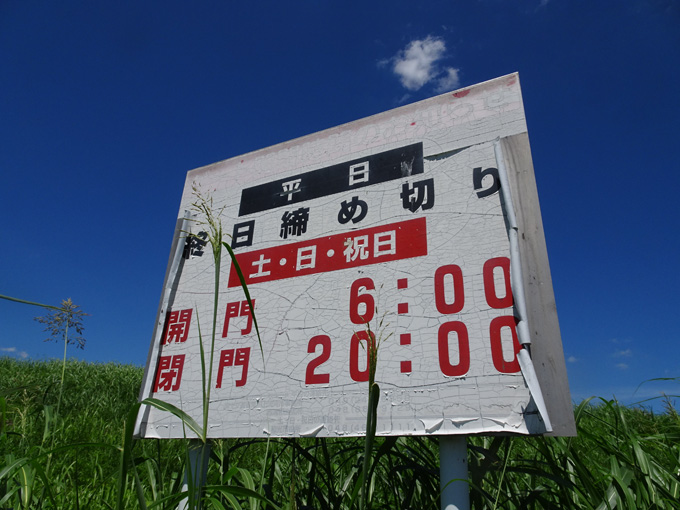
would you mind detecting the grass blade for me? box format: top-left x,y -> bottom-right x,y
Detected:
222,241 -> 263,363
116,401 -> 141,510
142,397 -> 203,439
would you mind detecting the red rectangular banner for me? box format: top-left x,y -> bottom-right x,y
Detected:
227,217 -> 428,287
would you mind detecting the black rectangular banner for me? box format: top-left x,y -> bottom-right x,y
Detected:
238,143 -> 423,216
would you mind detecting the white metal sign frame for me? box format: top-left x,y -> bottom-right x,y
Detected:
136,73 -> 574,439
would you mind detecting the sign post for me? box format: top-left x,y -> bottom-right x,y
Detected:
440,436 -> 469,510
137,72 -> 575,505
177,440 -> 211,510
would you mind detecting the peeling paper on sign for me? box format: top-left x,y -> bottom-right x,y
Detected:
420,418 -> 445,434
299,424 -> 325,437
517,349 -> 552,431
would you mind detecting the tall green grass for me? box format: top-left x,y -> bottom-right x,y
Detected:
1,358 -> 678,509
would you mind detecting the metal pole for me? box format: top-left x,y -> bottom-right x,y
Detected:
440,435 -> 470,510
178,439 -> 211,510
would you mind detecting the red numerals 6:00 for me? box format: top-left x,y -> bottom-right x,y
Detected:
304,257 -> 521,385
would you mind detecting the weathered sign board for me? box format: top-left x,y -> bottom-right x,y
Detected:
136,73 -> 575,439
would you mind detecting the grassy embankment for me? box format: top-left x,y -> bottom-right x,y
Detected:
1,357 -> 678,509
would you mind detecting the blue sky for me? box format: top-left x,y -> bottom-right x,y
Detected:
1,0 -> 678,410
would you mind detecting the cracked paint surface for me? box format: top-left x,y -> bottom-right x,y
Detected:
138,74 -> 549,439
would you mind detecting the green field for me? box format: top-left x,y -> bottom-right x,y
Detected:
1,358 -> 678,509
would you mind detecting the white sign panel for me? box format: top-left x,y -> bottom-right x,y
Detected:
136,73 -> 574,439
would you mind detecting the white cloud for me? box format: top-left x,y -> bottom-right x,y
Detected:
1,347 -> 28,359
567,355 -> 578,363
613,349 -> 632,357
390,36 -> 451,91
616,363 -> 629,370
396,93 -> 412,105
435,67 -> 461,93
